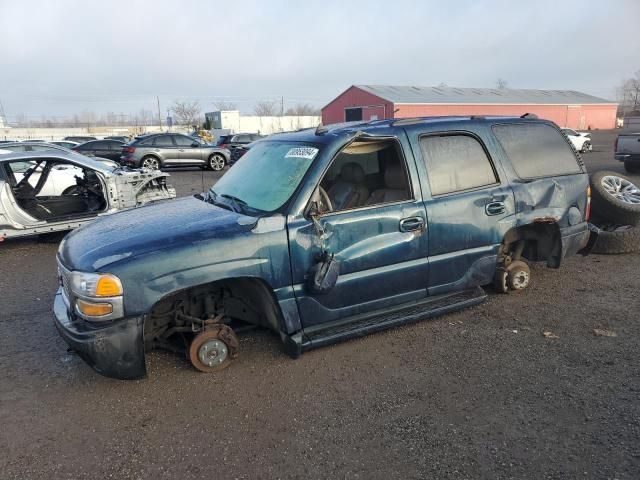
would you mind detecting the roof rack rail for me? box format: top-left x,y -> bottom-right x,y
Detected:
520,113 -> 538,119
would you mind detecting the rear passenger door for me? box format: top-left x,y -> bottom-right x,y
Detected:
406,126 -> 516,294
153,135 -> 178,165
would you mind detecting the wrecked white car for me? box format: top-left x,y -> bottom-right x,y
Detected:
0,147 -> 176,240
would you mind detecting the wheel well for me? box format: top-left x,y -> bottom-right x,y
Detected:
145,277 -> 284,348
501,223 -> 562,268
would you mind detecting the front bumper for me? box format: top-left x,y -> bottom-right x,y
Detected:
53,289 -> 146,379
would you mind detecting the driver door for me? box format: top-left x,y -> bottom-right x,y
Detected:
287,136 -> 429,327
175,135 -> 205,164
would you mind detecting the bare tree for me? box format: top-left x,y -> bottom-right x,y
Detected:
170,100 -> 202,127
213,100 -> 237,111
254,100 -> 278,116
284,103 -> 320,116
496,78 -> 508,89
617,70 -> 640,114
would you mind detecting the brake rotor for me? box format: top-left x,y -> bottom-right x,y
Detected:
189,324 -> 239,373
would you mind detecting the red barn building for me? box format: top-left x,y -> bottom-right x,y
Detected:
322,85 -> 617,129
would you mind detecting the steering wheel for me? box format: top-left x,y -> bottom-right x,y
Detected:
318,186 -> 333,213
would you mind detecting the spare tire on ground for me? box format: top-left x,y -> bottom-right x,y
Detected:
590,171 -> 640,226
591,223 -> 640,255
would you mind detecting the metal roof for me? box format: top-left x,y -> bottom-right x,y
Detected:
354,85 -> 615,105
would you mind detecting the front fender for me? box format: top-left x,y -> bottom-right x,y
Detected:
108,228 -> 293,318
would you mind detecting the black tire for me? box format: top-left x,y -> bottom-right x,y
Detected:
590,170 -> 640,226
140,156 -> 161,170
624,161 -> 640,174
591,224 -> 640,254
208,153 -> 226,171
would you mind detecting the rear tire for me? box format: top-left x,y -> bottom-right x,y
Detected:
581,141 -> 591,153
141,156 -> 160,170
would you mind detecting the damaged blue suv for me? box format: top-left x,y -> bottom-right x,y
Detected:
54,116 -> 595,379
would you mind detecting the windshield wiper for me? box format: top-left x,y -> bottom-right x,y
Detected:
220,194 -> 248,213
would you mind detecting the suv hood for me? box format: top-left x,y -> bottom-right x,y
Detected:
59,196 -> 258,271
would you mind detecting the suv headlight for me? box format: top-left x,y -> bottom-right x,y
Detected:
68,272 -> 123,321
70,272 -> 123,298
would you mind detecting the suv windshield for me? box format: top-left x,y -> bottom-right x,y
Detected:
210,141 -> 319,213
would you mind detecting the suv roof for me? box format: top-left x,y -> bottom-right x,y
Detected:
267,115 -> 549,144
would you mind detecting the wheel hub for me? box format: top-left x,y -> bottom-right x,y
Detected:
511,270 -> 530,289
601,175 -> 640,204
198,339 -> 228,367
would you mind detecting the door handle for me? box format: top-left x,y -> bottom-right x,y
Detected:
485,201 -> 506,216
399,216 -> 425,232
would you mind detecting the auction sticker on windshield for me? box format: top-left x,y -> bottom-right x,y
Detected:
284,147 -> 319,160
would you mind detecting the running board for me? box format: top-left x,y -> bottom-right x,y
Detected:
281,287 -> 486,357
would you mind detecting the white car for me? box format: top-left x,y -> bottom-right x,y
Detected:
561,128 -> 592,153
0,143 -> 176,240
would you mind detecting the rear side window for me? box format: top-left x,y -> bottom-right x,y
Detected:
153,135 -> 174,147
493,123 -> 581,179
419,135 -> 498,196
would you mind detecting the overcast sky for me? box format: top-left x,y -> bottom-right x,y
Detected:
0,0 -> 638,120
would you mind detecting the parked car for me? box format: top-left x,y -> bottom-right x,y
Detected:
104,135 -> 130,143
53,116 -> 595,379
614,132 -> 640,173
216,133 -> 263,150
228,137 -> 269,165
561,128 -> 592,153
72,139 -> 125,161
0,149 -> 176,241
64,135 -> 97,143
0,141 -> 117,169
120,133 -> 230,171
52,140 -> 80,149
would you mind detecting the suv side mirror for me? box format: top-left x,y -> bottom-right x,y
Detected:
191,142 -> 200,148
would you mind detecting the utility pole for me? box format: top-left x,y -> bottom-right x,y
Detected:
281,96 -> 284,117
156,96 -> 162,130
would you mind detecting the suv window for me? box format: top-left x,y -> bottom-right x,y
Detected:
153,135 -> 174,147
493,123 -> 581,179
87,141 -> 108,150
419,135 -> 497,196
173,135 -> 196,147
319,139 -> 411,213
234,135 -> 250,143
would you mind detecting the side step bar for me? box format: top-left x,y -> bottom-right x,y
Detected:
281,287 -> 486,358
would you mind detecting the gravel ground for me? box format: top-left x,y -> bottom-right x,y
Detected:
1,130 -> 639,479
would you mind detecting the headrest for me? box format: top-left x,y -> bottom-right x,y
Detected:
384,165 -> 406,190
339,162 -> 366,183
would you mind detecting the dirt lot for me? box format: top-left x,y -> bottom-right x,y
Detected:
1,130 -> 639,479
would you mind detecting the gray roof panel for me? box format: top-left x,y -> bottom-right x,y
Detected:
355,85 -> 615,105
